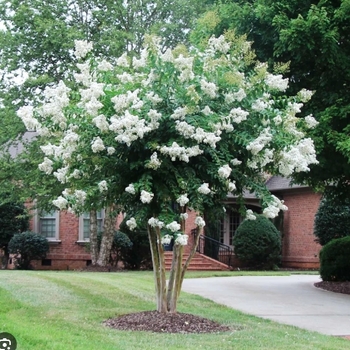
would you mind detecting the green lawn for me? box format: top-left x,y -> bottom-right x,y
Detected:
0,270 -> 347,350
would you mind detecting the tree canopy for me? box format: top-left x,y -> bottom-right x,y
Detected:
193,0 -> 350,197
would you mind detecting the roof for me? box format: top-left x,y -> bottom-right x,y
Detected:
265,176 -> 307,191
7,131 -> 37,158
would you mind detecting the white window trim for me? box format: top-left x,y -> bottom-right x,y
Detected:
78,210 -> 105,243
33,209 -> 60,242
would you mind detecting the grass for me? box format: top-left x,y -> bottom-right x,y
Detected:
0,270 -> 347,350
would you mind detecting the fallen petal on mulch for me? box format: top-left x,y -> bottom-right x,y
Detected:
104,310 -> 231,334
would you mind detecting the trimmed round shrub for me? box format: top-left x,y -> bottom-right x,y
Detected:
8,231 -> 49,270
233,214 -> 281,269
319,236 -> 350,281
314,196 -> 350,246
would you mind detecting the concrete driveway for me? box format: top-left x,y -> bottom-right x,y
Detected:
182,275 -> 350,336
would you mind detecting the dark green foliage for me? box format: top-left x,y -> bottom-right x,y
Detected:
119,219 -> 152,270
233,214 -> 281,269
314,196 -> 350,246
8,231 -> 49,270
0,201 -> 29,253
320,236 -> 350,282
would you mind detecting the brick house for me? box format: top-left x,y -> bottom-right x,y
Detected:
7,175 -> 321,270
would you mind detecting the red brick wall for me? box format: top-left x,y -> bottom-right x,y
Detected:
281,189 -> 322,268
28,210 -> 125,270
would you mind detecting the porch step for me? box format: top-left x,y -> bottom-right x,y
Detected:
164,251 -> 230,271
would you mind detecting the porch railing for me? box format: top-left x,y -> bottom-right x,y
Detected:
192,230 -> 234,268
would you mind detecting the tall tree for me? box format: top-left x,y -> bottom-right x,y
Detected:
17,34 -> 317,312
192,0 -> 350,197
0,0 -> 213,264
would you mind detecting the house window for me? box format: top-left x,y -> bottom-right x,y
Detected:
79,210 -> 104,241
35,209 -> 60,241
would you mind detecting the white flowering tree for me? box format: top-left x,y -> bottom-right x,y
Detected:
17,32 -> 318,313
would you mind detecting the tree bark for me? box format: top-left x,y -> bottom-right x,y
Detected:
89,209 -> 99,265
148,225 -> 167,313
97,205 -> 116,266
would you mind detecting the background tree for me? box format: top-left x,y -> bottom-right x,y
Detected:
0,201 -> 29,268
17,34 -> 317,313
192,0 -> 350,198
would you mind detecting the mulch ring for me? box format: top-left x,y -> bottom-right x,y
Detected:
314,281 -> 350,295
104,310 -> 231,334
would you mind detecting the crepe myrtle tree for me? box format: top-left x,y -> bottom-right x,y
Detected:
17,33 -> 318,313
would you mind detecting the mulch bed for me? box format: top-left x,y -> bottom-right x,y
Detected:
314,281 -> 350,295
104,310 -> 231,334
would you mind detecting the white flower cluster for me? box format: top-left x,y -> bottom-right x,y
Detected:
74,40 -> 93,59
207,35 -> 231,54
98,180 -> 108,193
228,107 -> 249,124
225,89 -> 246,103
53,166 -> 69,183
175,234 -> 188,246
126,217 -> 137,231
195,216 -> 206,227
17,106 -> 39,131
107,147 -> 116,155
38,157 -> 54,175
200,79 -> 217,99
198,183 -> 211,195
298,88 -> 314,103
228,181 -> 236,192
125,183 -> 136,195
91,137 -> 105,153
140,190 -> 154,203
109,110 -> 153,147
246,128 -> 273,155
218,164 -> 232,179
161,234 -> 172,245
278,138 -> 318,176
74,189 -> 87,206
145,152 -> 162,170
166,221 -> 181,232
263,195 -> 288,219
148,217 -> 164,228
245,209 -> 257,220
171,106 -> 188,120
52,196 -> 68,210
174,55 -> 194,82
304,115 -> 319,129
231,158 -> 242,166
175,122 -> 221,148
176,194 -> 189,207
159,142 -> 203,162
93,114 -> 109,132
265,74 -> 289,92
180,213 -> 188,221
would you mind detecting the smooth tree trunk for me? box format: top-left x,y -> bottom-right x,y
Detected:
149,215 -> 204,314
89,209 -> 99,265
97,205 -> 116,266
